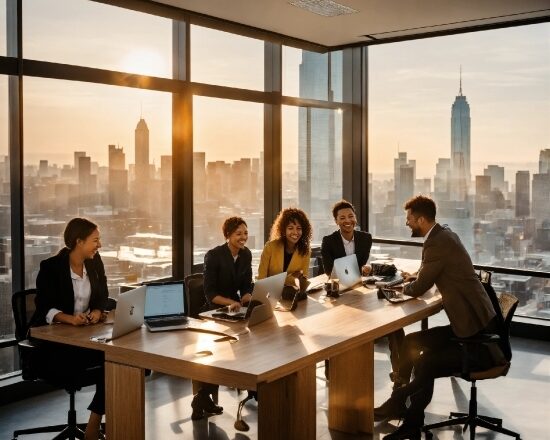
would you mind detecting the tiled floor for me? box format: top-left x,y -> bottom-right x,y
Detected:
1,323 -> 549,439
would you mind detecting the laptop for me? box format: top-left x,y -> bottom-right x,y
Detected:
332,254 -> 362,291
90,286 -> 146,342
199,272 -> 287,325
144,282 -> 190,332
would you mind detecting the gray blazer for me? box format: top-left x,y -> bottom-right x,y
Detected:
404,223 -> 495,337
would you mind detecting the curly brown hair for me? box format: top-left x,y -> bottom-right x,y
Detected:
269,208 -> 312,256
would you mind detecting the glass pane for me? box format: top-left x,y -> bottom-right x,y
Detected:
23,0 -> 172,77
369,24 -> 550,320
191,25 -> 264,90
283,46 -> 328,100
0,0 -> 6,56
23,77 -> 172,291
0,75 -> 14,375
193,97 -> 264,270
282,105 -> 343,245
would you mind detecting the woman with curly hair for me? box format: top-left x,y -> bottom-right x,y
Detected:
258,207 -> 312,283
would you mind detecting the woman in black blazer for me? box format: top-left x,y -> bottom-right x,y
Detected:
190,216 -> 254,420
31,218 -> 108,440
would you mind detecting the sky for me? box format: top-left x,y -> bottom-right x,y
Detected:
0,0 -> 549,180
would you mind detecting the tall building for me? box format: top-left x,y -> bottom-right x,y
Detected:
515,171 -> 530,218
394,152 -> 415,214
434,157 -> 450,200
298,51 -> 342,240
450,71 -> 471,201
133,118 -> 150,214
108,144 -> 128,210
532,172 -> 550,226
475,175 -> 491,218
484,164 -> 507,195
135,118 -> 150,182
193,152 -> 206,202
539,148 -> 550,174
74,151 -> 86,181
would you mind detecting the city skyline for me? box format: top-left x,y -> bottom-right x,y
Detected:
1,3 -> 547,178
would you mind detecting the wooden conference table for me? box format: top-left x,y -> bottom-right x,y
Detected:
31,259 -> 442,440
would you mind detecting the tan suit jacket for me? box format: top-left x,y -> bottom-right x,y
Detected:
257,239 -> 311,283
404,223 -> 496,337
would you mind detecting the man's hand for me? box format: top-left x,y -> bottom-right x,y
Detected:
361,264 -> 372,275
401,271 -> 418,283
240,293 -> 252,306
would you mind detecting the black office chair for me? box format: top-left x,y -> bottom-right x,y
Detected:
12,289 -> 106,440
184,273 -> 207,318
184,273 -> 221,406
423,278 -> 522,440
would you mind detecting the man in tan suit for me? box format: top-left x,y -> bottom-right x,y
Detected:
376,195 -> 498,440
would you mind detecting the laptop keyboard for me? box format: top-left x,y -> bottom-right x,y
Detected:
211,312 -> 246,321
146,317 -> 188,328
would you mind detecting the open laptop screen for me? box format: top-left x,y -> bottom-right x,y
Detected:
144,283 -> 185,318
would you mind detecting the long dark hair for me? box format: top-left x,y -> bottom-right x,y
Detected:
63,218 -> 98,250
269,208 -> 312,256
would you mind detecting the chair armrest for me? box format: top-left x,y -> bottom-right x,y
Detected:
18,339 -> 36,349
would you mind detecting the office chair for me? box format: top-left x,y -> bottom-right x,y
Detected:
184,273 -> 220,405
12,289 -> 106,440
184,273 -> 207,318
423,279 -> 522,439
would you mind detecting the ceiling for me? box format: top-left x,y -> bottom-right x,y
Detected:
153,0 -> 550,48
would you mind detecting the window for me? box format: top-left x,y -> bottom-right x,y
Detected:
191,25 -> 264,90
282,105 -> 343,245
23,77 -> 172,291
0,75 -> 13,375
369,24 -> 550,320
0,0 -> 6,56
192,97 -> 264,269
283,47 -> 344,102
23,0 -> 172,77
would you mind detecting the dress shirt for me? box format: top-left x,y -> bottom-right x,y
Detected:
46,265 -> 91,324
340,232 -> 355,256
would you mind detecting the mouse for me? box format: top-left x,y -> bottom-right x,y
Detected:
195,350 -> 213,357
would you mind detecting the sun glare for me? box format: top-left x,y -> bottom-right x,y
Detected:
119,50 -> 168,77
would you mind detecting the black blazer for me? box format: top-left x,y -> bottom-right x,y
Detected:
321,230 -> 373,276
203,243 -> 253,305
31,248 -> 109,327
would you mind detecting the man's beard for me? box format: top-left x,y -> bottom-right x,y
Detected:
410,227 -> 422,238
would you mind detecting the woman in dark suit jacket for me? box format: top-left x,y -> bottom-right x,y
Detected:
190,216 -> 253,420
31,218 -> 108,440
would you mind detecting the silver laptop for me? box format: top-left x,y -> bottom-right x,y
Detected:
144,282 -> 190,332
199,272 -> 286,325
90,285 -> 146,342
332,254 -> 362,291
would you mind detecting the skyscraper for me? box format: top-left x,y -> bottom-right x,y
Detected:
515,171 -> 530,218
450,70 -> 471,201
135,118 -> 150,182
539,148 -> 550,174
108,144 -> 128,210
298,51 -> 342,240
394,152 -> 415,214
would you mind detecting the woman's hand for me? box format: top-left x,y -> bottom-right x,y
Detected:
228,301 -> 241,312
240,293 -> 252,306
71,313 -> 89,326
86,309 -> 102,324
361,264 -> 372,275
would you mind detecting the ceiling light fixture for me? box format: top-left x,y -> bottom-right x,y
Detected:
288,0 -> 358,17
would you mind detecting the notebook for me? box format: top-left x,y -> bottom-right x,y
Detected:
90,285 -> 146,342
144,282 -> 190,332
199,272 -> 286,325
332,254 -> 362,291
